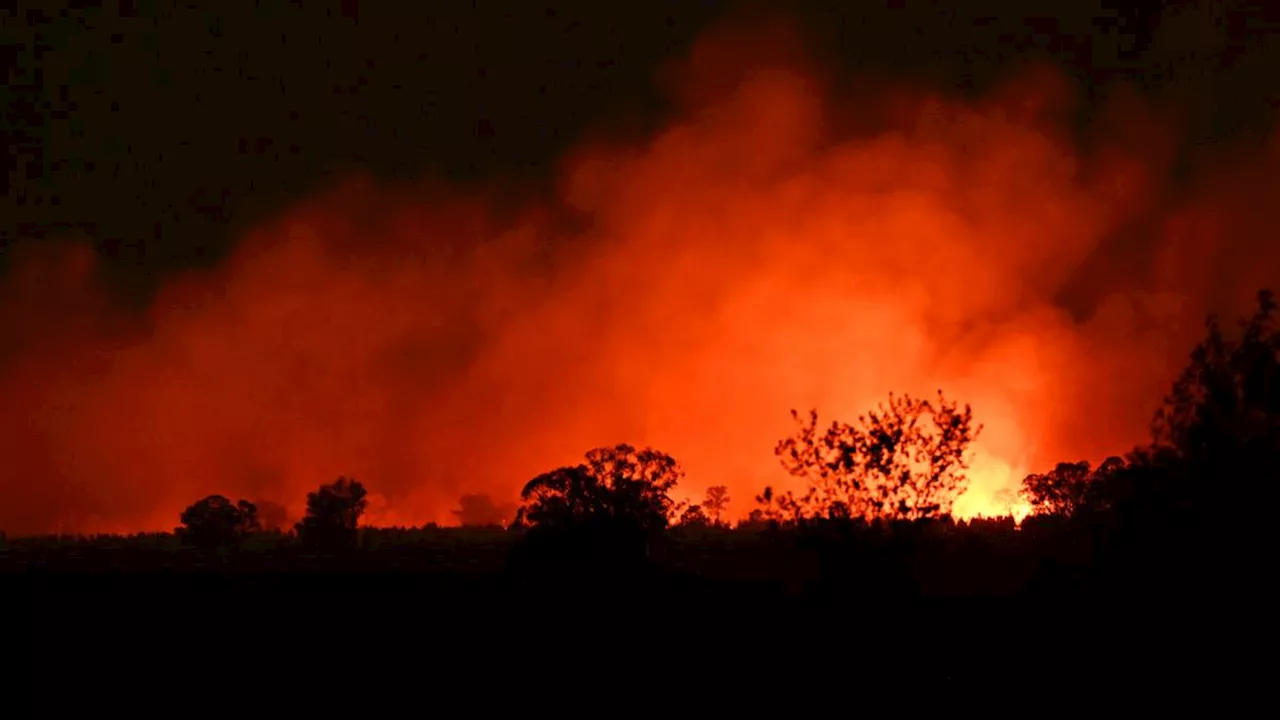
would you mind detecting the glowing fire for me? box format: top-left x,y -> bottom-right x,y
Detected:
2,18 -> 1272,536
954,452 -> 1032,522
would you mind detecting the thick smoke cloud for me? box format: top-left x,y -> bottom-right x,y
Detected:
2,19 -> 1278,535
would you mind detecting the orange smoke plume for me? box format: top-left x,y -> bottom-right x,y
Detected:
2,19 -> 1278,535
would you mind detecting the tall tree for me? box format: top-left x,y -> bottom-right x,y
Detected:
1151,289 -> 1280,469
1116,289 -> 1280,526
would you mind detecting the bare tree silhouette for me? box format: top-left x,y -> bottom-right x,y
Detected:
762,391 -> 980,521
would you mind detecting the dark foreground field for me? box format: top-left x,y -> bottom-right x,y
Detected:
4,520 -> 1262,710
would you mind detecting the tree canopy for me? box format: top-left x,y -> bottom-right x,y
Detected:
1152,290 -> 1280,470
295,477 -> 369,549
1022,290 -> 1280,524
1021,457 -> 1127,518
514,444 -> 684,531
178,495 -> 259,551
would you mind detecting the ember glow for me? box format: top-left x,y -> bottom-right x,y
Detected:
2,20 -> 1278,535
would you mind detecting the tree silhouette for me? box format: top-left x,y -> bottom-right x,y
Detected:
295,477 -> 369,550
452,493 -> 515,527
178,495 -> 260,551
1085,288 -> 1280,536
764,391 -> 980,521
514,444 -> 684,531
677,503 -> 710,527
1021,457 -> 1126,517
1151,289 -> 1280,474
702,485 -> 730,526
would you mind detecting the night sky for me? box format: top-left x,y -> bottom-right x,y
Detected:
8,1 -> 1270,296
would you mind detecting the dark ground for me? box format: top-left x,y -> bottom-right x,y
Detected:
4,521 -> 1259,709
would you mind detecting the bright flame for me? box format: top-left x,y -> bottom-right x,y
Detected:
954,451 -> 1028,521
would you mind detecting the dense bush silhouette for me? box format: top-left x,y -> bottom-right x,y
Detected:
177,495 -> 259,552
761,391 -> 980,521
295,477 -> 368,551
452,493 -> 515,527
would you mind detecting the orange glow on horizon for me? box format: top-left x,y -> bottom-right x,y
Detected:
3,20 -> 1279,536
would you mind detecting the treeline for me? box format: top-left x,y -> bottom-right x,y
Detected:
5,290 -> 1278,607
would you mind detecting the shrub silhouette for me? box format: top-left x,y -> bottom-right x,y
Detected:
764,391 -> 980,521
295,477 -> 368,550
452,493 -> 516,527
178,495 -> 259,551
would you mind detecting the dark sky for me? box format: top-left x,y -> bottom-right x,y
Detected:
3,0 -> 1278,300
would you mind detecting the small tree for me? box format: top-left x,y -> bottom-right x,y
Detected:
677,503 -> 710,527
702,486 -> 731,526
178,495 -> 260,551
514,444 -> 684,532
295,477 -> 369,550
765,391 -> 980,521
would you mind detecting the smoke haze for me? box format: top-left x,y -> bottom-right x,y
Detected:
3,16 -> 1279,535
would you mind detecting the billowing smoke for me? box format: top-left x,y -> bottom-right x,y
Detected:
2,18 -> 1278,535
